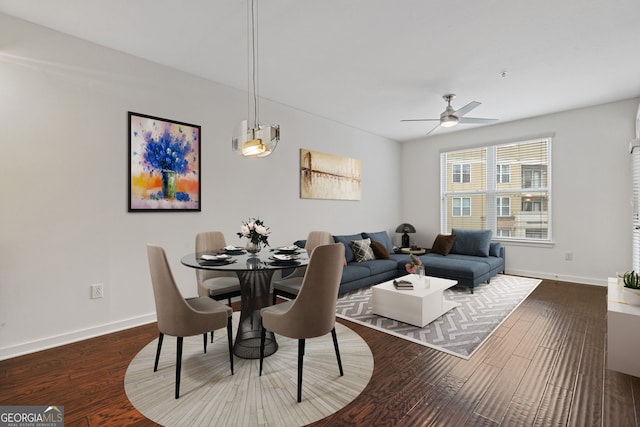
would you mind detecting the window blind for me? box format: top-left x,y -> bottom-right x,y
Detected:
441,138 -> 552,242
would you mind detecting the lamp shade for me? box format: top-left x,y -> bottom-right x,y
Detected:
395,223 -> 416,234
232,120 -> 280,158
440,115 -> 459,128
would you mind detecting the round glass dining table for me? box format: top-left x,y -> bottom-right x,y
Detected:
181,249 -> 308,359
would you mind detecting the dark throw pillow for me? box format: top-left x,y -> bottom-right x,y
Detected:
431,234 -> 456,256
370,241 -> 391,259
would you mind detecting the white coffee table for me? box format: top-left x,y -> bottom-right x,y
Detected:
371,274 -> 460,327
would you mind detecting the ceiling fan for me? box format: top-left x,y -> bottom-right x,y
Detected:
401,94 -> 498,136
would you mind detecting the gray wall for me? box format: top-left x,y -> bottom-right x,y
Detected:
0,14 -> 402,358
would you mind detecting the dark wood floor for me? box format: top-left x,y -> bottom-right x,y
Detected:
1,279 -> 639,426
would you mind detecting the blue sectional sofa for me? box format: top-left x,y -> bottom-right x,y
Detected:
294,229 -> 505,294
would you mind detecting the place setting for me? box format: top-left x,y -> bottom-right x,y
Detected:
272,244 -> 302,255
197,253 -> 237,266
268,253 -> 302,267
220,245 -> 246,255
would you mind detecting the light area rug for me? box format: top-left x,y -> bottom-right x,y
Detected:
125,312 -> 373,427
336,274 -> 541,360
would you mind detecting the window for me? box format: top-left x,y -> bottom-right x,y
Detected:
441,138 -> 551,243
496,229 -> 511,237
497,197 -> 510,217
497,164 -> 510,183
452,197 -> 471,216
452,164 -> 470,183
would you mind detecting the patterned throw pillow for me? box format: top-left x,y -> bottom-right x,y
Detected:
351,238 -> 375,262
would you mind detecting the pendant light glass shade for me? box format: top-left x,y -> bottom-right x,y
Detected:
232,120 -> 280,158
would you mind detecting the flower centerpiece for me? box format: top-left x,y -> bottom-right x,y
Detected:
405,254 -> 423,274
237,218 -> 270,254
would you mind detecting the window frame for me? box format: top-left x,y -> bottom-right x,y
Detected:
440,137 -> 552,245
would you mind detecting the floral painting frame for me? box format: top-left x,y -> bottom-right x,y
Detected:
128,112 -> 201,212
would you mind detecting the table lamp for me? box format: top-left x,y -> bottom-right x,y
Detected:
395,223 -> 416,248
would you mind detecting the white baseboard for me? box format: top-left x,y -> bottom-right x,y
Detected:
507,269 -> 607,287
0,313 -> 157,361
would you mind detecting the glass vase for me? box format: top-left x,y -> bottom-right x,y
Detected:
246,240 -> 262,255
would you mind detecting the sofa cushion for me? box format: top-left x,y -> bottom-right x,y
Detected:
370,241 -> 390,259
450,229 -> 492,257
334,233 -> 364,263
341,264 -> 371,283
489,242 -> 502,257
363,231 -> 394,253
423,253 -> 490,280
431,233 -> 457,256
352,238 -> 375,262
351,259 -> 398,276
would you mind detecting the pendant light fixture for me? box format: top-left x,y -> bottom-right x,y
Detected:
232,0 -> 280,158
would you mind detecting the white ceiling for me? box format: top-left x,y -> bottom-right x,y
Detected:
1,0 -> 639,141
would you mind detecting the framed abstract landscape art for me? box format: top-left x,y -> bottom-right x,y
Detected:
128,112 -> 201,212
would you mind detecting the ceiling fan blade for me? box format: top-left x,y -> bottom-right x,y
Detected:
400,118 -> 440,122
425,124 -> 440,136
458,117 -> 498,124
454,101 -> 481,117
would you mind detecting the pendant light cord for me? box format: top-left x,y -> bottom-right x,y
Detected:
249,0 -> 259,130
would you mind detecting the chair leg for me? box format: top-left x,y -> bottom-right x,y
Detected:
154,333 -> 164,372
297,339 -> 305,403
331,327 -> 344,376
227,297 -> 232,306
272,290 -> 277,305
227,316 -> 234,375
210,331 -> 214,343
203,333 -> 207,353
259,325 -> 266,376
175,337 -> 183,399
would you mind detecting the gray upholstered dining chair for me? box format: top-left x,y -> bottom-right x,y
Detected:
147,244 -> 234,399
259,243 -> 345,402
271,231 -> 333,305
195,231 -> 242,306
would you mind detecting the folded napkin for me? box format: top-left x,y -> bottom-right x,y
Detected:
224,246 -> 242,251
272,254 -> 295,261
200,254 -> 230,260
277,245 -> 299,251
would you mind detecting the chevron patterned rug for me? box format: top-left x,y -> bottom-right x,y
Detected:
336,274 -> 541,359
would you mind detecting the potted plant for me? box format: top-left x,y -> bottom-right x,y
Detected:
622,271 -> 640,305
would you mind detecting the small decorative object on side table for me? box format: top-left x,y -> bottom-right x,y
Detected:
400,247 -> 427,255
395,223 -> 416,249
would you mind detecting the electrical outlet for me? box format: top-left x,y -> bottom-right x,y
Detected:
564,252 -> 573,261
91,284 -> 104,299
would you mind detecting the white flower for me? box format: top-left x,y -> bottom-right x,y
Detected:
255,225 -> 267,235
241,225 -> 250,236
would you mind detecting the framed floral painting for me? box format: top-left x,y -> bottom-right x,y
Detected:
128,112 -> 201,212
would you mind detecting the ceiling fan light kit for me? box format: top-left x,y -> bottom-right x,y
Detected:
401,93 -> 497,135
232,0 -> 280,158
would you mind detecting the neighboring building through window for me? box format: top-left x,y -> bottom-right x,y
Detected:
452,163 -> 470,183
497,164 -> 510,183
497,197 -> 510,217
441,138 -> 551,243
452,197 -> 471,216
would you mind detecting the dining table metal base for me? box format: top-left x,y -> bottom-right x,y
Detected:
234,268 -> 278,359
